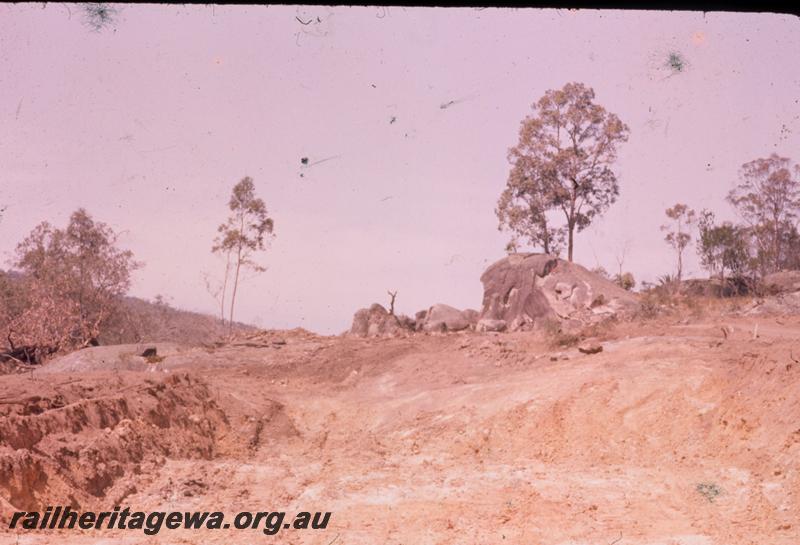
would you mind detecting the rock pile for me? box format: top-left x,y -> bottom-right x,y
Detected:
415,304 -> 478,333
348,254 -> 637,337
348,303 -> 479,337
349,304 -> 414,337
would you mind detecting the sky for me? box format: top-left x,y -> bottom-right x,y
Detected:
1,5 -> 799,334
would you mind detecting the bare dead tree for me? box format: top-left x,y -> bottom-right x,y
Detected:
611,239 -> 635,291
387,290 -> 397,315
614,240 -> 630,280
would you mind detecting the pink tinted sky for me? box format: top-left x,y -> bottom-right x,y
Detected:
1,6 -> 799,334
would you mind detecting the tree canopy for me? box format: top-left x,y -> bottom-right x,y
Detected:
727,153 -> 800,274
498,82 -> 630,261
2,209 -> 139,360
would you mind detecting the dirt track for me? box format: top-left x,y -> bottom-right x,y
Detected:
1,315 -> 799,544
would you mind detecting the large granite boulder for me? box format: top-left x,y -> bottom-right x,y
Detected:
479,253 -> 639,331
349,304 -> 413,337
39,343 -> 184,373
461,308 -> 480,326
417,304 -> 475,332
476,318 -> 507,332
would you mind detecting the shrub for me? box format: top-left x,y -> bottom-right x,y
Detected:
540,318 -> 581,348
696,482 -> 722,502
1,209 -> 139,361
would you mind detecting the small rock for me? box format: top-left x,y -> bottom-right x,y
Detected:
140,347 -> 157,358
476,319 -> 507,332
578,342 -> 603,355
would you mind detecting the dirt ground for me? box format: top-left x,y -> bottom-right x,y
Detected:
1,311 -> 799,545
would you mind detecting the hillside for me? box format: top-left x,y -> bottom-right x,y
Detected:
100,295 -> 256,346
0,305 -> 798,544
1,268 -> 255,362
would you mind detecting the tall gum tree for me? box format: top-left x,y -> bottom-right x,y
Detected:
661,203 -> 696,281
727,154 -> 800,274
213,177 -> 274,332
499,82 -> 629,261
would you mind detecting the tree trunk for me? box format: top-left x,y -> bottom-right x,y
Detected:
567,225 -> 574,262
228,214 -> 246,334
677,249 -> 683,282
567,187 -> 576,262
219,253 -> 231,325
229,249 -> 242,335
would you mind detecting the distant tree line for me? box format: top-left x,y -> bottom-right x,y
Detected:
661,154 -> 800,292
496,81 -> 800,294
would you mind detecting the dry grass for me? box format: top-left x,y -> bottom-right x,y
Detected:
541,317 -> 620,349
634,287 -> 758,324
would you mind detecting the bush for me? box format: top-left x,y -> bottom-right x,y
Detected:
614,271 -> 636,291
636,292 -> 663,320
541,317 -> 617,348
696,482 -> 722,502
1,209 -> 139,361
541,318 -> 581,348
